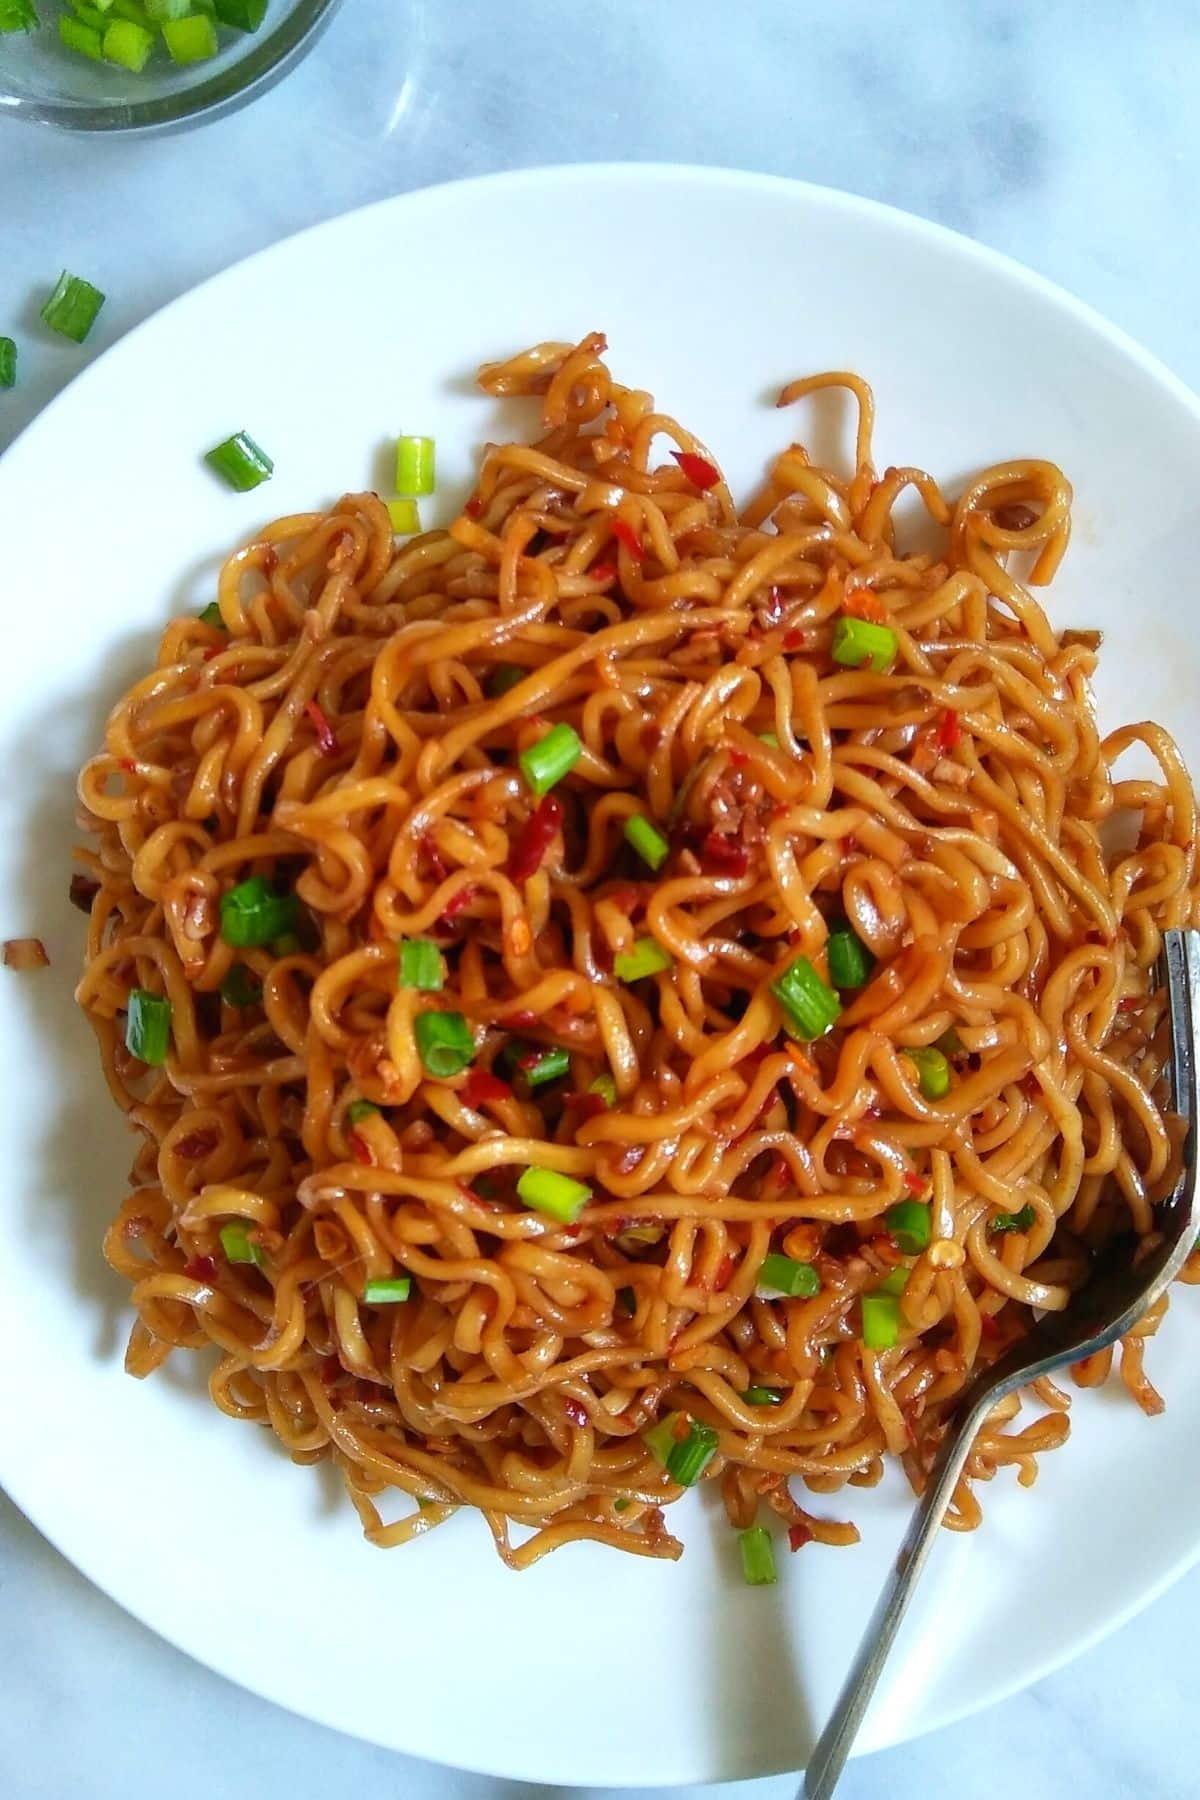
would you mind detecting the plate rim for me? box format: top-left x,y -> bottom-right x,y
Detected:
4,160 -> 1200,1785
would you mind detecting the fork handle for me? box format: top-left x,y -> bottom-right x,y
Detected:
802,1382 -> 997,1799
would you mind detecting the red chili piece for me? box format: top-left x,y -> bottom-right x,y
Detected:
671,449 -> 721,491
902,1171 -> 926,1197
464,495 -> 483,518
183,1255 -> 217,1283
566,1092 -> 608,1121
176,1129 -> 219,1161
440,885 -> 475,923
349,1133 -> 374,1166
711,1252 -> 737,1291
700,832 -> 750,877
305,699 -> 339,757
420,833 -> 448,881
506,793 -> 563,882
612,518 -> 645,562
934,709 -> 962,756
460,1069 -> 511,1109
788,1523 -> 814,1552
589,560 -> 617,582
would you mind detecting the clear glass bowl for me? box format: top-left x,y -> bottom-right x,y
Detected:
0,0 -> 341,133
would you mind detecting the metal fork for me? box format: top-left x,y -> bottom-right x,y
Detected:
802,928 -> 1200,1800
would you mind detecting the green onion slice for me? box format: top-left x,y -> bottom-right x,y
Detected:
861,1291 -> 902,1350
831,615 -> 898,674
614,936 -> 672,982
0,1 -> 40,32
826,926 -> 873,990
519,722 -> 583,796
758,1252 -> 821,1298
885,1199 -> 931,1255
758,731 -> 780,748
41,270 -> 105,344
59,14 -> 102,54
394,435 -> 435,496
398,938 -> 444,992
219,964 -> 262,1009
102,16 -> 153,67
643,1412 -> 719,1487
198,600 -> 226,629
0,337 -> 15,388
771,955 -> 841,1040
347,1099 -> 380,1124
214,0 -> 267,30
739,1524 -> 778,1587
523,1047 -> 570,1088
219,1220 -> 263,1267
387,498 -> 420,535
623,814 -> 670,871
414,1010 -> 475,1079
742,1385 -> 785,1406
145,0 -> 191,16
363,1277 -> 411,1304
488,664 -> 526,696
902,1045 -> 952,1100
162,11 -> 217,59
588,1072 -> 617,1107
205,431 -> 273,492
125,987 -> 171,1065
989,1203 -> 1037,1235
219,875 -> 298,948
875,1266 -> 909,1297
516,1166 -> 591,1224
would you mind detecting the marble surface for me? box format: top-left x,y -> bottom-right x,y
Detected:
3,1 -> 1200,1795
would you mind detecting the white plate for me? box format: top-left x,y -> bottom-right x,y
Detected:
2,165 -> 1200,1788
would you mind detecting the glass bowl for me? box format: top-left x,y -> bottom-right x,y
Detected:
0,0 -> 341,133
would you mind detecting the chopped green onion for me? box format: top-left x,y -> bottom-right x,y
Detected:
885,1200 -> 931,1255
739,1525 -> 778,1587
614,936 -> 673,982
109,0 -> 149,20
771,955 -> 841,1040
516,1166 -> 591,1224
59,14 -> 103,54
758,1252 -> 821,1298
623,814 -> 670,871
214,0 -> 266,26
145,0 -> 189,16
219,964 -> 262,1009
613,1495 -> 632,1513
875,1266 -> 909,1297
831,615 -> 899,674
414,1010 -> 475,1079
41,271 -> 105,344
125,987 -> 171,1065
643,1412 -> 719,1487
0,338 -> 14,389
488,664 -> 526,696
219,1221 -> 263,1267
519,721 -> 582,796
394,435 -> 435,497
198,601 -> 226,629
69,1 -> 109,22
398,938 -> 444,992
616,1285 -> 637,1318
162,12 -> 218,59
826,926 -> 873,990
347,1099 -> 380,1124
205,431 -> 273,493
758,731 -> 780,748
588,1072 -> 617,1107
935,1026 -> 965,1058
363,1277 -> 411,1304
0,0 -> 38,31
524,1047 -> 571,1088
102,16 -> 153,67
387,498 -> 420,535
219,875 -> 298,949
861,1291 -> 902,1350
742,1385 -> 785,1406
902,1046 -> 952,1100
989,1203 -> 1037,1235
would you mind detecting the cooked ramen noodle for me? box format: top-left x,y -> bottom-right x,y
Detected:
75,334 -> 1200,1571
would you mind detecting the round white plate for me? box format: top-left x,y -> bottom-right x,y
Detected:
2,165 -> 1199,1788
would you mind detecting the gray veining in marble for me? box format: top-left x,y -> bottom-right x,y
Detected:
4,2 -> 1200,1795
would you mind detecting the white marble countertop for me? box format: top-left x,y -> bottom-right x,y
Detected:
3,2 -> 1200,1796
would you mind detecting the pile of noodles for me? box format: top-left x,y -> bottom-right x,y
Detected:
75,333 -> 1200,1570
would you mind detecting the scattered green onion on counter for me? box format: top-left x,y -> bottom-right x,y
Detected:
738,1524 -> 778,1587
205,431 -> 274,492
41,270 -> 105,343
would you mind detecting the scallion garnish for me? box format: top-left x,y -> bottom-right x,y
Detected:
614,936 -> 672,982
875,1266 -> 909,1296
387,498 -> 420,535
758,731 -> 780,748
162,11 -> 217,59
125,987 -> 171,1065
738,1524 -> 778,1587
198,600 -> 226,629
523,1047 -> 570,1089
742,1385 -> 785,1406
219,875 -> 298,948
59,14 -> 102,55
516,1166 -> 591,1223
758,1252 -> 821,1298
861,1290 -> 902,1350
363,1277 -> 411,1304
771,955 -> 841,1040
488,664 -> 526,696
414,1010 -> 475,1079
394,435 -> 435,496
219,964 -> 261,1008
519,721 -> 583,796
219,1220 -> 263,1267
885,1199 -> 931,1255
214,0 -> 267,28
623,814 -> 670,871
0,338 -> 16,388
588,1072 -> 617,1107
205,431 -> 273,493
347,1099 -> 380,1125
0,1 -> 39,32
826,926 -> 873,990
831,615 -> 898,674
102,16 -> 153,67
41,270 -> 105,344
902,1045 -> 952,1099
989,1203 -> 1037,1235
643,1412 -> 719,1487
398,938 -> 444,992
145,0 -> 191,16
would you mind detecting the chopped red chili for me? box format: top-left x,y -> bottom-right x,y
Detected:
419,833 -> 448,881
464,495 -> 483,518
566,1091 -> 608,1121
503,1008 -> 539,1029
439,885 -> 475,923
69,873 -> 100,912
700,831 -> 750,877
589,560 -> 617,582
671,449 -> 721,491
728,747 -> 749,767
902,1171 -> 927,1197
783,627 -> 811,650
460,1069 -> 511,1109
304,699 -> 339,757
118,758 -> 137,774
934,709 -> 962,756
202,646 -> 221,662
349,1132 -> 374,1166
182,1255 -> 217,1283
175,1129 -> 219,1161
612,518 -> 645,561
711,1252 -> 737,1291
758,585 -> 786,627
506,793 -> 563,882
788,1522 -> 814,1552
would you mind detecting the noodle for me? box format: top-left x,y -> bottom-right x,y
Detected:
75,334 -> 1200,1569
